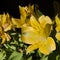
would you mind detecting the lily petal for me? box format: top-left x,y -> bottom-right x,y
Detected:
26,43 -> 38,54
22,24 -> 40,44
44,24 -> 52,37
47,37 -> 56,51
19,6 -> 27,24
1,33 -> 11,44
39,41 -> 51,55
2,13 -> 6,26
55,33 -> 60,41
38,15 -> 52,28
30,15 -> 41,31
4,22 -> 13,31
55,15 -> 60,26
12,18 -> 21,28
39,37 -> 56,55
56,26 -> 60,32
1,35 -> 6,44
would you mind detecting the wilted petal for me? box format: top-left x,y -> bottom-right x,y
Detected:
26,5 -> 34,16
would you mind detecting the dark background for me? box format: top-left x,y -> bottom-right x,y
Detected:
0,0 -> 60,18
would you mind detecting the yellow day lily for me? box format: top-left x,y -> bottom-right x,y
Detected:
11,6 -> 27,28
0,25 -> 11,44
0,13 -> 13,31
55,15 -> 60,40
21,15 -> 56,55
12,5 -> 34,28
0,13 -> 11,44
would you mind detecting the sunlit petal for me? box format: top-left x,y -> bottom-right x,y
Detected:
26,43 -> 38,54
39,41 -> 51,55
12,18 -> 21,28
56,26 -> 60,32
55,15 -> 60,26
22,24 -> 40,44
30,15 -> 41,31
39,37 -> 56,55
47,37 -> 56,51
38,15 -> 52,28
55,33 -> 60,41
2,13 -> 6,26
19,6 -> 27,24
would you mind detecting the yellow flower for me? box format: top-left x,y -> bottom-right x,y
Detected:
11,6 -> 27,28
0,26 -> 11,44
19,6 -> 27,25
0,13 -> 11,44
0,13 -> 13,31
55,15 -> 60,40
38,15 -> 52,29
1,33 -> 11,44
21,15 -> 56,55
12,18 -> 21,28
12,5 -> 34,28
55,15 -> 60,32
55,33 -> 60,41
22,4 -> 34,16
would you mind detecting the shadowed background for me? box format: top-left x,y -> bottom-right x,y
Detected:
0,0 -> 60,18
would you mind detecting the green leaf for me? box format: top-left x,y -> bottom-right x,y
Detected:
41,55 -> 48,60
0,50 -> 6,60
27,56 -> 32,60
56,55 -> 60,60
37,50 -> 43,57
8,51 -> 23,60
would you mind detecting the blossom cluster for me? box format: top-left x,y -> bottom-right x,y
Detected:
0,5 -> 60,56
